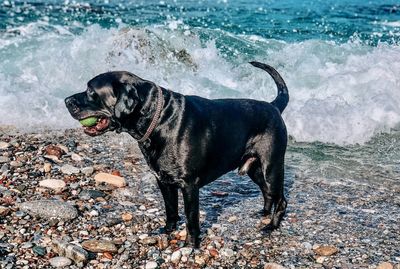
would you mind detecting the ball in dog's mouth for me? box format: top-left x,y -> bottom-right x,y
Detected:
79,117 -> 110,136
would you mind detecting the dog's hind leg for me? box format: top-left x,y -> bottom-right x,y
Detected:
157,179 -> 180,233
247,159 -> 274,217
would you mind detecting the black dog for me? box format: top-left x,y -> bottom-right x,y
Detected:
65,61 -> 289,247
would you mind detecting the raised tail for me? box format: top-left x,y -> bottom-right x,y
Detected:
250,61 -> 289,113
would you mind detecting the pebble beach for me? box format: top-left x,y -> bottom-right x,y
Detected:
0,128 -> 399,269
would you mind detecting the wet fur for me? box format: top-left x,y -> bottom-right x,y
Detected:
65,62 -> 289,247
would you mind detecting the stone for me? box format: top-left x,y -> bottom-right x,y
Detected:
0,206 -> 10,217
49,257 -> 72,267
94,173 -> 126,188
178,229 -> 187,241
171,250 -> 182,263
32,245 -> 47,256
61,164 -> 80,175
39,179 -> 66,192
180,247 -> 193,257
10,161 -> 22,167
140,236 -> 158,246
228,216 -> 238,222
157,235 -> 169,250
52,239 -> 89,263
145,261 -> 158,269
377,262 -> 394,269
220,248 -> 234,258
121,212 -> 133,222
43,163 -> 52,173
71,153 -> 83,162
79,190 -> 106,200
264,263 -> 287,269
0,142 -> 10,149
314,245 -> 338,256
81,167 -> 94,176
19,200 -> 78,220
0,156 -> 9,164
44,145 -> 64,159
82,240 -> 118,253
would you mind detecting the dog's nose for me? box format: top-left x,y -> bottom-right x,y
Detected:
65,97 -> 80,113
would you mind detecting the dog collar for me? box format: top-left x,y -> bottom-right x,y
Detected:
137,86 -> 164,143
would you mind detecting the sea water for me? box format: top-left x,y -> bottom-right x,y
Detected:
0,0 -> 399,187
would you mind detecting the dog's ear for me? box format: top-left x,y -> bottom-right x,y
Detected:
114,82 -> 139,118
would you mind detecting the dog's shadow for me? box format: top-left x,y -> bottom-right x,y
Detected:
198,165 -> 296,230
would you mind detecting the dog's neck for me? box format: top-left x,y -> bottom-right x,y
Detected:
120,85 -> 167,142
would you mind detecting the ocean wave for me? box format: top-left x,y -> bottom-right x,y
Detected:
0,23 -> 399,145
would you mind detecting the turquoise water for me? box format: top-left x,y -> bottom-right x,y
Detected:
0,0 -> 399,145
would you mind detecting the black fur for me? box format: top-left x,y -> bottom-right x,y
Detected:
65,62 -> 289,247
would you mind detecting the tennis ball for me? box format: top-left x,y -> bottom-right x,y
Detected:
79,117 -> 98,127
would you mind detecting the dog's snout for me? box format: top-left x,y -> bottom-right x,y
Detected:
65,97 -> 80,113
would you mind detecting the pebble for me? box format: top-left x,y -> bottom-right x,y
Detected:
180,247 -> 193,257
82,239 -> 118,253
52,239 -> 89,263
71,153 -> 83,162
0,156 -> 9,163
377,262 -> 394,269
81,166 -> 94,176
94,172 -> 126,188
170,250 -> 182,263
43,163 -> 52,173
60,164 -> 80,175
32,245 -> 47,256
140,236 -> 158,246
220,247 -> 234,258
49,257 -> 72,267
264,263 -> 286,269
145,261 -> 158,269
39,179 -> 66,192
0,142 -> 10,149
44,145 -> 64,159
121,212 -> 133,222
314,245 -> 338,256
79,189 -> 106,200
0,206 -> 10,217
19,200 -> 78,220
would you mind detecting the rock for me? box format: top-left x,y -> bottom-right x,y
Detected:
39,179 -> 66,192
82,240 -> 118,253
21,242 -> 33,249
0,156 -> 9,164
32,245 -> 47,256
94,173 -> 126,188
103,252 -> 113,259
180,247 -> 193,257
171,250 -> 182,263
377,262 -> 394,269
211,191 -> 229,197
61,164 -> 80,175
314,245 -> 338,256
0,206 -> 10,217
89,210 -> 99,217
79,190 -> 106,200
121,212 -> 133,222
10,160 -> 22,167
220,248 -> 234,258
43,163 -> 52,173
140,236 -> 158,246
49,257 -> 72,267
145,261 -> 158,269
195,253 -> 208,266
178,229 -> 187,241
228,216 -> 238,222
264,263 -> 287,269
316,256 -> 325,263
44,145 -> 65,159
209,249 -> 219,257
0,142 -> 10,149
81,167 -> 94,176
71,153 -> 83,162
157,235 -> 169,250
19,200 -> 78,220
52,239 -> 89,263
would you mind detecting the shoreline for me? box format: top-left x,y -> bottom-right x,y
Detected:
0,129 -> 399,268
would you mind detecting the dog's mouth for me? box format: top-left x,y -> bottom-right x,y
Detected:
80,116 -> 111,136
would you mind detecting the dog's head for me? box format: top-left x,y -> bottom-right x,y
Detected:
65,71 -> 155,136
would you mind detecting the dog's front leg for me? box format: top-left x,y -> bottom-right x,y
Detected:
181,183 -> 200,248
157,179 -> 180,233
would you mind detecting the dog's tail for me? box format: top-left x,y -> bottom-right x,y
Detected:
249,61 -> 289,113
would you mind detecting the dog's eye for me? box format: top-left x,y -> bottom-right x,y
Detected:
87,88 -> 95,97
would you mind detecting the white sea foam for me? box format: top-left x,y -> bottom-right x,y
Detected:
0,23 -> 399,145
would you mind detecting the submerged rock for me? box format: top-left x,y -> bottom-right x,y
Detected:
19,200 -> 78,220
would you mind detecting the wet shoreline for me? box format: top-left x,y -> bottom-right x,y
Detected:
0,128 -> 399,268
